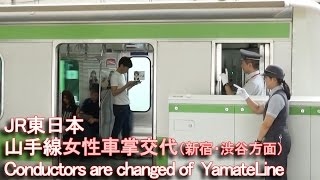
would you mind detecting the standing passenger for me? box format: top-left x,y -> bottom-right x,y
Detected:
236,65 -> 291,180
110,57 -> 139,141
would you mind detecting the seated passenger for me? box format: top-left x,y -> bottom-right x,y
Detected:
61,90 -> 80,140
78,83 -> 100,138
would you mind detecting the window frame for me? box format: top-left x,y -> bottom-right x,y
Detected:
211,40 -> 273,95
0,54 -> 4,119
127,55 -> 152,113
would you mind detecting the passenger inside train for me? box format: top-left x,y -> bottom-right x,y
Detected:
61,90 -> 80,141
110,57 -> 139,140
58,43 -> 153,167
78,83 -> 100,138
89,70 -> 98,90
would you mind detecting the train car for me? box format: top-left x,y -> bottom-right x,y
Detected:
0,0 -> 319,179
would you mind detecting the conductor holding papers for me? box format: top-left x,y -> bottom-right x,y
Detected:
221,49 -> 265,96
235,65 -> 291,180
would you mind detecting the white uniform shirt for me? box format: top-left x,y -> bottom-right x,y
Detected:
110,71 -> 130,105
243,70 -> 265,96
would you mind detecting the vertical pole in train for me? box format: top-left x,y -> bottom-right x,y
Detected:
54,90 -> 63,166
98,57 -> 103,138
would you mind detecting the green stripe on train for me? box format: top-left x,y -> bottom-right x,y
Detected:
155,137 -> 168,166
169,104 -> 320,115
0,22 -> 290,39
169,104 -> 235,114
0,132 -> 51,162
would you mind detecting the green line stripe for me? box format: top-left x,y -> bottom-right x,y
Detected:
0,22 -> 290,39
169,104 -> 319,115
234,105 -> 254,114
169,104 -> 234,114
311,106 -> 320,116
155,137 -> 168,166
289,106 -> 310,115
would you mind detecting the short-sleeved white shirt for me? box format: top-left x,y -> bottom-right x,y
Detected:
110,71 -> 130,105
243,70 -> 265,96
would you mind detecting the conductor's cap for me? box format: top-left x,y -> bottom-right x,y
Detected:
240,49 -> 262,61
262,65 -> 285,79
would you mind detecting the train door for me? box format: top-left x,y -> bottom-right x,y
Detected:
56,43 -> 154,169
98,49 -> 153,140
212,42 -> 271,95
118,50 -> 153,140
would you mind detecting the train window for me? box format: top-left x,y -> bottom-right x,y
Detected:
128,57 -> 151,112
213,43 -> 270,95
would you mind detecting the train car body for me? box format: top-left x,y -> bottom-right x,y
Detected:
0,0 -> 319,179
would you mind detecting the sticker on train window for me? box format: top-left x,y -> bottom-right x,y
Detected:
134,71 -> 145,81
128,57 -> 151,112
